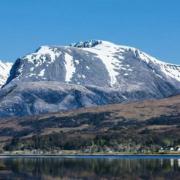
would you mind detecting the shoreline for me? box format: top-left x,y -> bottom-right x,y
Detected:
0,153 -> 180,158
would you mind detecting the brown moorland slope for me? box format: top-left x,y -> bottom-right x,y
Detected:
0,95 -> 180,152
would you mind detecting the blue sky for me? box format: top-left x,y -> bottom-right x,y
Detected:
0,0 -> 179,64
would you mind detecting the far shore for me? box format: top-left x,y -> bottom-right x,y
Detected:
0,152 -> 180,158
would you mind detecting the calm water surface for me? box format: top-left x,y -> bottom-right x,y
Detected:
0,155 -> 180,180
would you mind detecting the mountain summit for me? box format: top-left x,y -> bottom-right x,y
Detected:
0,40 -> 180,117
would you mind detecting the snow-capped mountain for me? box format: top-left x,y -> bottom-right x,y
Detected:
0,40 -> 180,117
0,60 -> 12,87
6,40 -> 180,89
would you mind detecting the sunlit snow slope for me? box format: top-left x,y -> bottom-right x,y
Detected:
0,60 -> 12,87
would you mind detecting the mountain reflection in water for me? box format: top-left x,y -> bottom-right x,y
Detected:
0,156 -> 180,180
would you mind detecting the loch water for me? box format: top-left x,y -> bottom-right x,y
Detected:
0,155 -> 180,180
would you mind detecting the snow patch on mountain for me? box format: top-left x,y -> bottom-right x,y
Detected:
64,53 -> 76,82
0,60 -> 12,87
161,64 -> 180,81
39,69 -> 45,77
84,41 -> 124,86
133,49 -> 180,81
24,46 -> 61,64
